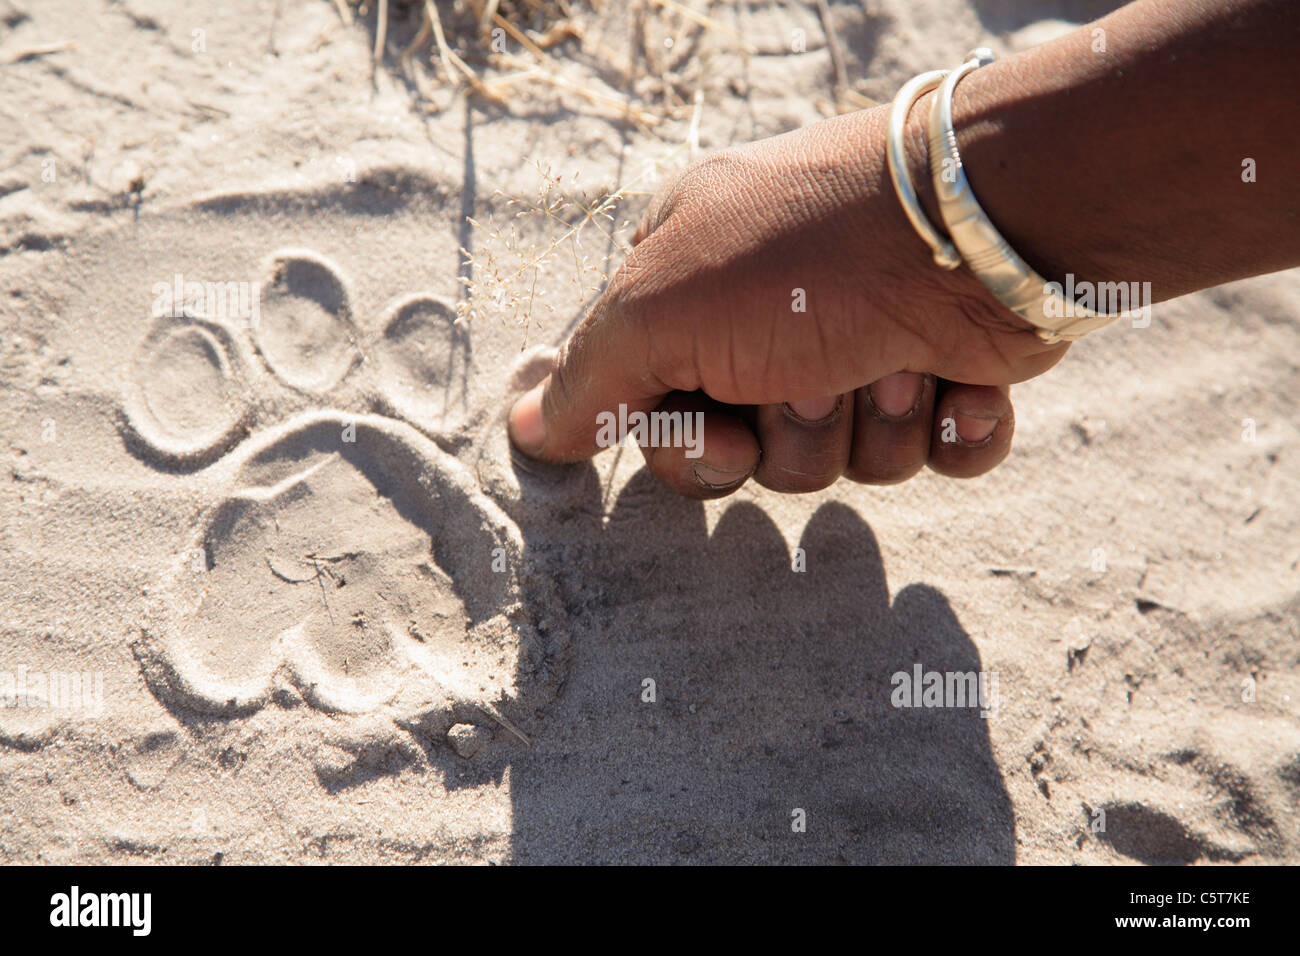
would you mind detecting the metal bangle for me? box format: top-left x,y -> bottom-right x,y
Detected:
928,48 -> 1119,343
886,69 -> 961,270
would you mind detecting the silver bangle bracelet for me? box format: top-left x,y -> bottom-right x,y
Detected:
886,69 -> 961,270
927,48 -> 1119,343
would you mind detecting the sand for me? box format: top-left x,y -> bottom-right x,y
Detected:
0,0 -> 1296,865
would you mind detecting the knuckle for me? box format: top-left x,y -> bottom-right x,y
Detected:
845,453 -> 925,486
756,455 -> 844,493
654,149 -> 744,222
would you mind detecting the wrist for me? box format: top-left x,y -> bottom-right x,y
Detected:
892,87 -> 1046,342
899,0 -> 1300,304
897,65 -> 1092,296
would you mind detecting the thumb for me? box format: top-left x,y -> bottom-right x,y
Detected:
507,288 -> 678,463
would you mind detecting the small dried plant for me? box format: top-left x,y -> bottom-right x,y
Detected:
456,102 -> 699,344
339,0 -> 752,128
455,162 -> 629,345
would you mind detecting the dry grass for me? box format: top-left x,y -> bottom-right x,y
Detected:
455,82 -> 701,341
331,1 -> 725,338
340,0 -> 759,127
333,2 -> 868,338
455,163 -> 619,341
454,134 -> 689,343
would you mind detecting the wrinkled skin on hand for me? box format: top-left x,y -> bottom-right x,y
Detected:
510,105 -> 1068,499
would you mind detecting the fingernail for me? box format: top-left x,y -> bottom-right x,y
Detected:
508,381 -> 547,455
954,411 -> 998,443
868,373 -> 923,419
693,462 -> 751,490
785,395 -> 840,423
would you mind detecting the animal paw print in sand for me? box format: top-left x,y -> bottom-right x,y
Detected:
124,250 -> 564,736
122,248 -> 468,465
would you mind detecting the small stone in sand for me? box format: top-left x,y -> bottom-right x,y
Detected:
447,723 -> 489,759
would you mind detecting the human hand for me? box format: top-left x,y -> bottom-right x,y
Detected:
508,103 -> 1067,498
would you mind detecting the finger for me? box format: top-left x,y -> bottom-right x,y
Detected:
845,372 -> 936,485
640,392 -> 760,499
751,394 -> 852,493
507,281 -> 675,463
927,383 -> 1015,478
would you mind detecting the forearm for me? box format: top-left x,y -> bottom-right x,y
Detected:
905,0 -> 1300,302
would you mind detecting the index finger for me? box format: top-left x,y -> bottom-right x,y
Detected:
507,283 -> 679,463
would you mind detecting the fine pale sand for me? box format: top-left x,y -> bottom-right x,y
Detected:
1,0 -> 1297,864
